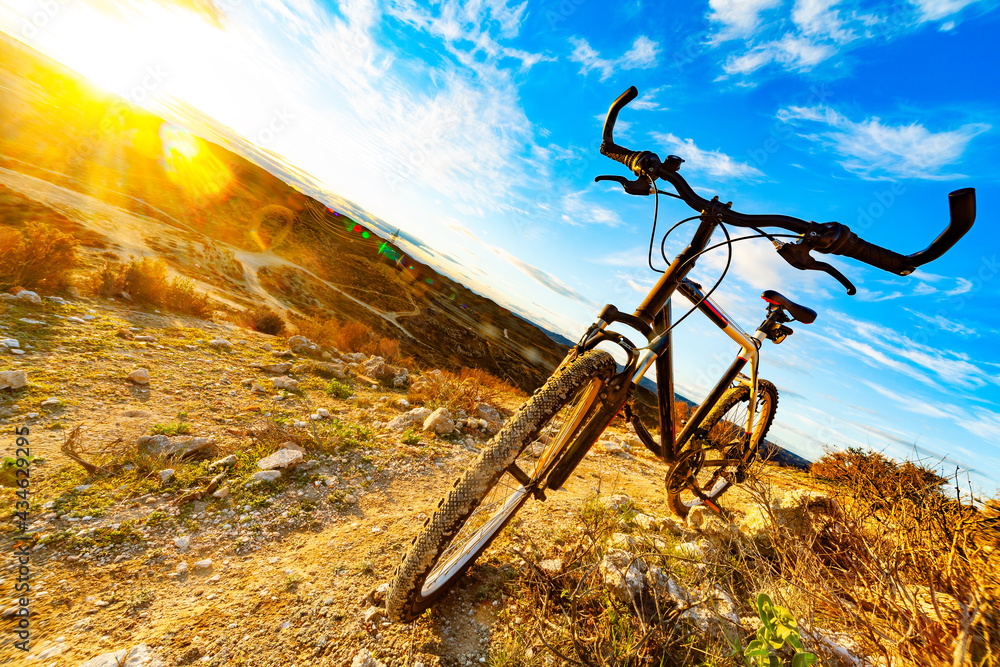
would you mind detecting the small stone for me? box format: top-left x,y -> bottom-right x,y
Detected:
363,606 -> 383,623
538,558 -> 564,576
192,559 -> 213,570
317,408 -> 330,418
133,335 -> 157,342
66,316 -> 86,324
15,290 -> 41,305
210,339 -> 233,352
0,338 -> 18,348
257,449 -> 303,470
251,382 -> 267,394
159,469 -> 175,483
209,454 -> 237,469
272,376 -> 299,391
252,470 -> 282,483
116,329 -> 134,340
0,370 -> 28,390
82,314 -> 96,321
175,536 -> 191,550
212,486 -> 230,499
422,407 -> 455,435
261,343 -> 273,352
279,441 -> 305,452
127,369 -> 150,385
177,561 -> 188,573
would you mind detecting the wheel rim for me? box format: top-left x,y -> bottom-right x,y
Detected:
420,377 -> 605,598
676,388 -> 769,509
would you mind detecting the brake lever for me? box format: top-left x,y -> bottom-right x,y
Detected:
595,174 -> 652,196
775,241 -> 857,295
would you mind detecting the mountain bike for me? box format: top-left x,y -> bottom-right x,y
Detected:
386,86 -> 977,622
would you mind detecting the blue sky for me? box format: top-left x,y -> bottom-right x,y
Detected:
1,0 -> 998,492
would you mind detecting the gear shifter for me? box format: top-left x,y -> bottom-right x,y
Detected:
775,240 -> 857,295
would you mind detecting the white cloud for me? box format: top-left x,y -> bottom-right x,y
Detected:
722,33 -> 837,75
568,35 -> 660,80
777,105 -> 991,180
945,277 -> 974,295
792,0 -> 855,42
707,0 -> 782,41
650,132 -> 765,180
905,309 -> 977,335
558,191 -> 624,227
910,0 -> 982,22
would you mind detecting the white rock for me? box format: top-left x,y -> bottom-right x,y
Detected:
675,542 -> 703,559
158,469 -> 175,483
633,513 -> 660,531
252,470 -> 282,483
133,335 -> 157,342
174,536 -> 191,550
0,338 -> 18,348
192,559 -> 212,570
272,376 -> 300,391
395,398 -> 409,410
76,644 -> 164,667
66,316 -> 86,324
45,296 -> 66,305
15,290 -> 41,305
82,314 -> 96,321
422,407 -> 455,435
0,371 -> 28,390
257,449 -> 303,471
10,348 -> 25,355
127,369 -> 150,385
603,494 -> 632,513
317,408 -> 330,418
212,486 -> 230,499
387,407 -> 432,432
352,648 -> 386,667
176,561 -> 188,573
40,397 -> 59,406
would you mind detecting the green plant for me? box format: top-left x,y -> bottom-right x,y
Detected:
0,455 -> 33,488
401,428 -> 420,445
328,379 -> 353,399
744,594 -> 816,667
151,422 -> 191,436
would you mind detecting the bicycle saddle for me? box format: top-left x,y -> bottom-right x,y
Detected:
761,290 -> 817,324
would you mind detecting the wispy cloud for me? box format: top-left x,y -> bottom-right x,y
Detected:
707,0 -> 782,42
650,132 -> 765,180
487,244 -> 598,308
722,34 -> 837,75
905,308 -> 977,336
568,35 -> 660,80
777,105 -> 991,180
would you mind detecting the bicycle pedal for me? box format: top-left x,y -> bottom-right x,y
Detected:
532,488 -> 547,501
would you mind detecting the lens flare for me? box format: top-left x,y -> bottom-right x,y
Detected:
159,124 -> 232,199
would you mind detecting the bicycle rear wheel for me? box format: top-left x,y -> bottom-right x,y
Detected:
386,349 -> 617,622
666,380 -> 778,518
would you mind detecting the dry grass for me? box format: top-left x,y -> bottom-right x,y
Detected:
0,220 -> 79,292
87,256 -> 213,318
407,367 -> 523,414
728,450 -> 1000,667
290,315 -> 402,361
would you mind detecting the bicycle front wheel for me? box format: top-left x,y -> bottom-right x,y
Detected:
386,349 -> 617,622
666,379 -> 778,518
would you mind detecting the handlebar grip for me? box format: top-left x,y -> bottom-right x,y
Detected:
834,233 -> 915,276
600,143 -> 648,174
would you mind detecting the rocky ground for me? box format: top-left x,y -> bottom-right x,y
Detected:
0,292 -> 845,667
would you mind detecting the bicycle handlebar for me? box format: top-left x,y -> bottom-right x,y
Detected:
599,86 -> 977,281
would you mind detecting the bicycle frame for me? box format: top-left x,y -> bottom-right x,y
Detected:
583,212 -> 780,463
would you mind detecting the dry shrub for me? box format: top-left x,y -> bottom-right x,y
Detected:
88,257 -> 213,318
0,221 -> 79,292
736,449 -> 1000,666
407,367 -> 522,413
236,306 -> 285,335
290,315 -> 403,360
